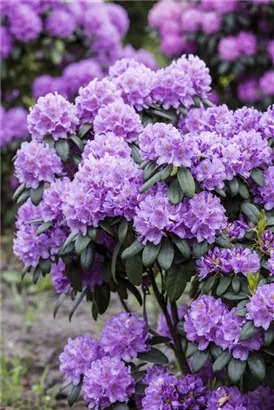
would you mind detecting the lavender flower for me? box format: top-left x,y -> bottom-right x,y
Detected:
60,336 -> 102,386
260,231 -> 274,254
82,133 -> 131,161
247,283 -> 274,330
207,387 -> 248,410
83,356 -> 134,410
101,312 -> 149,361
268,251 -> 274,276
45,8 -> 76,38
237,32 -> 257,56
106,3 -> 129,36
157,305 -> 188,339
218,36 -> 240,62
50,259 -> 70,293
255,166 -> 274,210
32,75 -> 67,100
0,107 -> 28,146
260,71 -> 274,96
9,4 -> 42,41
93,100 -> 143,142
27,93 -> 79,142
246,386 -> 274,410
0,26 -> 13,59
237,79 -> 260,103
75,78 -> 121,123
14,141 -> 63,189
259,105 -> 274,139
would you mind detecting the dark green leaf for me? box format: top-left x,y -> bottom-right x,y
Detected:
248,352 -> 266,381
32,266 -> 41,284
131,371 -> 146,383
166,265 -> 191,302
66,264 -> 82,292
191,350 -> 210,373
241,203 -> 260,224
232,276 -> 241,294
177,321 -> 186,337
138,348 -> 169,364
135,383 -> 146,395
150,335 -> 171,345
87,228 -> 97,241
172,236 -> 191,258
69,288 -> 88,321
201,276 -> 216,294
223,292 -> 248,301
210,345 -> 222,360
37,221 -> 52,235
121,240 -> 144,260
157,238 -> 174,271
121,279 -> 143,306
192,240 -> 208,258
185,342 -> 198,359
131,144 -> 142,165
21,266 -> 30,280
125,254 -> 143,286
240,321 -> 260,341
30,184 -> 44,206
75,234 -> 91,255
118,220 -> 128,244
17,190 -> 30,205
161,164 -> 173,181
251,168 -> 264,187
70,135 -> 83,150
233,307 -> 247,317
264,329 -> 274,347
102,260 -> 112,284
215,233 -> 232,249
228,358 -> 246,383
94,283 -> 110,314
92,301 -> 98,321
216,277 -> 232,297
59,232 -> 77,253
68,380 -> 82,407
13,182 -> 25,201
238,181 -> 249,199
39,258 -> 51,274
80,244 -> 94,271
215,188 -> 226,197
144,161 -> 158,181
78,123 -> 92,139
111,242 -> 122,283
54,291 -> 68,318
99,221 -> 114,237
228,178 -> 239,196
177,167 -> 195,198
168,179 -> 184,205
213,351 -> 231,373
193,95 -> 201,107
140,171 -> 162,193
142,242 -> 161,267
55,139 -> 70,162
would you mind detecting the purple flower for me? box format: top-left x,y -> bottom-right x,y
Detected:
60,336 -> 102,386
225,218 -> 248,240
45,8 -> 76,38
255,166 -> 274,210
259,105 -> 274,139
260,71 -> 274,96
0,106 -> 28,146
133,184 -> 186,245
246,283 -> 274,330
237,79 -> 260,103
50,259 -> 70,293
268,251 -> 274,276
237,32 -> 257,56
0,26 -> 13,59
81,258 -> 104,291
28,93 -> 79,142
245,386 -> 274,410
160,34 -> 188,57
82,132 -> 131,161
157,305 -> 188,339
40,178 -> 69,222
184,295 -> 228,350
267,40 -> 274,65
182,192 -> 227,244
207,387 -> 248,410
201,11 -> 221,34
75,78 -> 121,123
142,372 -> 208,410
62,59 -> 103,98
121,45 -> 158,70
106,3 -> 129,36
32,75 -> 67,100
93,100 -> 143,142
181,8 -> 202,32
233,107 -> 263,134
260,231 -> 274,254
83,356 -> 134,410
9,4 -> 42,42
14,141 -> 63,189
101,312 -> 149,361
218,36 -> 240,62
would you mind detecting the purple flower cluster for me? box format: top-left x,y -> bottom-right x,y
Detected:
218,32 -> 257,62
255,166 -> 274,210
246,283 -> 274,330
184,295 -> 262,359
27,93 -> 79,142
14,141 -> 63,189
45,8 -> 76,39
0,106 -> 28,146
260,230 -> 274,254
207,386 -> 248,410
142,371 -> 208,410
197,247 -> 260,280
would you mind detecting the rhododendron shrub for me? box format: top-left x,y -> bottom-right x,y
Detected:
149,0 -> 274,109
13,56 -> 274,408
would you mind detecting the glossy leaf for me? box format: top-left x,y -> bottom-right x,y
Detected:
157,238 -> 174,271
177,167 -> 195,198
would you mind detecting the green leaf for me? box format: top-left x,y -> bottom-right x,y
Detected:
144,161 -> 158,181
223,292 -> 248,301
248,352 -> 266,381
125,254 -> 143,286
210,345 -> 222,360
53,291 -> 67,318
37,221 -> 52,235
69,288 -> 88,321
177,167 -> 195,198
172,236 -> 191,259
118,219 -> 128,244
161,164 -> 173,181
193,95 -> 201,107
140,171 -> 162,193
233,307 -> 247,317
121,240 -> 144,260
121,279 -> 142,306
216,277 -> 231,297
142,242 -> 161,267
168,179 -> 184,205
185,342 -> 198,359
55,139 -> 70,162
241,203 -> 260,224
66,264 -> 82,292
110,403 -> 129,410
70,135 -> 84,150
99,221 -> 114,237
150,335 -> 171,345
240,321 -> 260,341
17,190 -> 30,205
251,168 -> 264,187
92,301 -> 98,321
13,182 -> 25,201
228,358 -> 246,383
78,123 -> 92,139
201,276 -> 216,294
94,283 -> 110,314
39,258 -> 51,274
32,266 -> 41,284
87,228 -> 97,241
80,244 -> 94,271
59,232 -> 77,253
138,348 -> 169,365
157,238 -> 174,271
238,181 -> 249,199
232,276 -> 241,294
191,350 -> 210,373
68,381 -> 82,407
166,265 -> 190,302
111,242 -> 122,283
192,240 -> 208,258
228,178 -> 239,196
30,184 -> 44,206
264,329 -> 274,347
131,144 -> 142,165
213,351 -> 231,373
215,233 -> 232,249
75,234 -> 91,255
